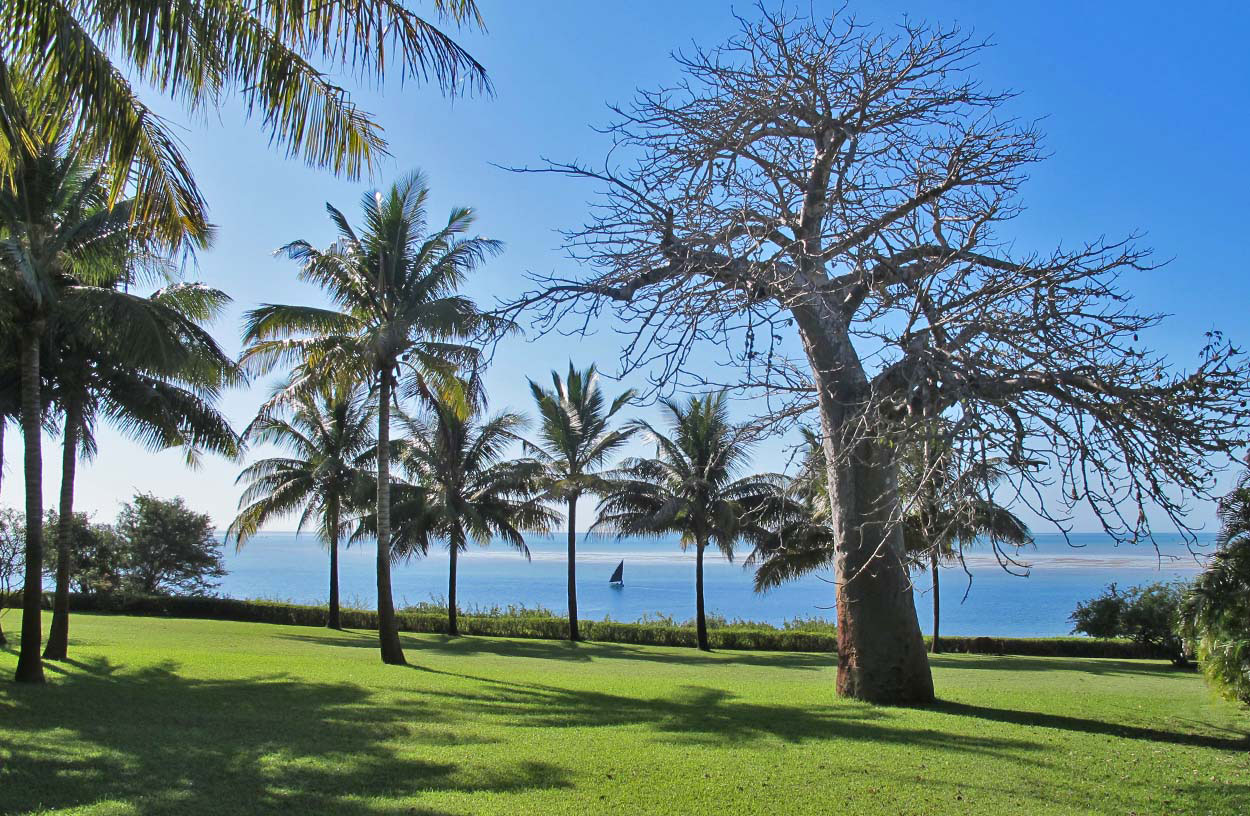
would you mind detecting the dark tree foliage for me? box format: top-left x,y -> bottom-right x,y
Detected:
42,512 -> 125,594
0,508 -> 24,645
116,494 -> 225,596
1072,582 -> 1189,666
1181,469 -> 1250,703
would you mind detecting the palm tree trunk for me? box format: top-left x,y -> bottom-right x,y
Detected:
375,369 -> 405,664
327,496 -> 341,630
930,549 -> 941,654
695,539 -> 709,651
44,396 -> 81,660
567,496 -> 579,642
448,545 -> 459,636
14,333 -> 46,683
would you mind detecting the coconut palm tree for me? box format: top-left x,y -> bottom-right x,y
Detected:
228,384 -> 376,630
0,89 -> 240,664
393,394 -> 559,635
595,393 -> 790,651
240,171 -> 510,665
751,424 -> 1032,653
526,363 -> 635,641
0,115 -> 207,681
42,277 -> 241,660
2,2 -> 490,245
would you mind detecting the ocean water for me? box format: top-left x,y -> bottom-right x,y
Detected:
218,531 -> 1211,638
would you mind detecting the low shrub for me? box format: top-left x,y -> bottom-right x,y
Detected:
1070,581 -> 1190,665
0,591 -> 1171,659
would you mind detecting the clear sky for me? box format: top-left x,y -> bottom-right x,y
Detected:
2,1 -> 1247,533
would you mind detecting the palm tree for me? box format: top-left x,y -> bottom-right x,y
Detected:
42,276 -> 241,660
0,116 -> 199,681
526,363 -> 635,641
752,424 -> 1032,653
228,384 -> 376,629
900,457 -> 1032,653
394,395 -> 559,635
0,91 -> 239,664
2,2 -> 490,245
595,393 -> 789,651
240,171 -> 510,665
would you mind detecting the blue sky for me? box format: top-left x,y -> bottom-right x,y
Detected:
3,1 -> 1247,533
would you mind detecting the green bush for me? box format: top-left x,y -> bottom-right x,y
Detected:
1070,581 -> 1190,665
0,591 -> 1171,659
1181,537 -> 1250,705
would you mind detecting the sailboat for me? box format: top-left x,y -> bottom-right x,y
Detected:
608,560 -> 624,587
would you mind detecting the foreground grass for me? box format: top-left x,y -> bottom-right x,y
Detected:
0,615 -> 1246,815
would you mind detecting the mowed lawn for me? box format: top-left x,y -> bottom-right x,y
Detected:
1,615 -> 1247,815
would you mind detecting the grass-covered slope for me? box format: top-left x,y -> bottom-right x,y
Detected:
1,614 -> 1247,815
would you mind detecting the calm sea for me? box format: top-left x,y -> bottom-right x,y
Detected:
217,532 -> 1211,638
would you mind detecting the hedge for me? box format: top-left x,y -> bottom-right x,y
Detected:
0,592 -> 1171,659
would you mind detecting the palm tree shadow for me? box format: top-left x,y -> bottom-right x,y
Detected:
932,699 -> 1250,752
1,655 -> 571,815
406,664 -> 1043,759
276,629 -> 834,670
929,654 -> 1189,678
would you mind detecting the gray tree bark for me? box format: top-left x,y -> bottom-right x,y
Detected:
375,370 -> 406,664
44,396 -> 81,660
14,333 -> 46,683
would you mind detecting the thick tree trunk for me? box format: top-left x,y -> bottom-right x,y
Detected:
44,397 -> 81,660
327,497 -> 341,630
824,433 -> 934,704
375,371 -> 406,664
930,550 -> 941,654
695,539 -> 709,651
567,496 -> 579,641
794,300 -> 933,705
14,334 -> 46,683
447,545 -> 459,636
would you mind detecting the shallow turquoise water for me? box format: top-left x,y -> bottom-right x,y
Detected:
218,532 -> 1209,637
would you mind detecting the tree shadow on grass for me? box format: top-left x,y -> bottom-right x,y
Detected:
404,665 -> 1043,761
932,699 -> 1250,752
0,656 -> 571,816
277,629 -> 835,671
928,654 -> 1189,678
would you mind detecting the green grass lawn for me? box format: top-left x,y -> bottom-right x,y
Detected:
1,615 -> 1247,815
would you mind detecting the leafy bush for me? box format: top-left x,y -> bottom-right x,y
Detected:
1071,582 -> 1190,666
1180,472 -> 1250,704
3,592 -> 1169,659
42,512 -> 125,593
117,494 -> 225,595
0,510 -> 22,645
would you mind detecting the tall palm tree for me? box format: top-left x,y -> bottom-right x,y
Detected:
240,171 -> 510,665
0,116 -> 195,681
526,363 -> 634,641
228,384 -> 376,629
394,395 -> 559,635
752,424 -> 1032,653
595,393 -> 789,651
2,2 -> 490,245
42,276 -> 241,660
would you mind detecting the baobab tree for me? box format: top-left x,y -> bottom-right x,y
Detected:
506,8 -> 1250,704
